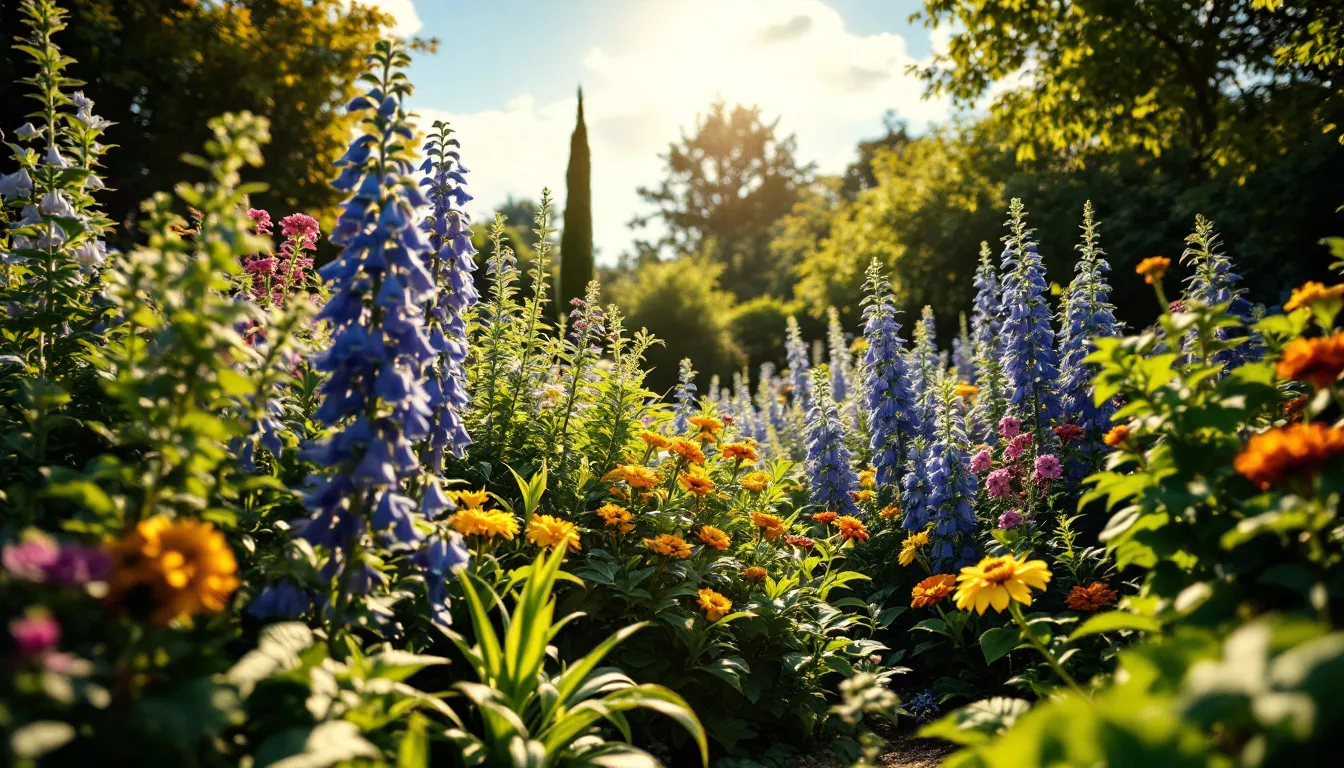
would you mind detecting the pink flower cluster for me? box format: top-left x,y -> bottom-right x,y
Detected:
3,533 -> 110,586
1004,432 -> 1033,460
241,209 -> 320,307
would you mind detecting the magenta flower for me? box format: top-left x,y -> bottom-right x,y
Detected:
3,535 -> 59,582
998,509 -> 1024,529
998,416 -> 1021,438
986,468 -> 1013,498
1034,454 -> 1062,481
245,257 -> 277,276
47,546 -> 111,586
280,213 -> 320,241
970,449 -> 992,474
10,612 -> 60,658
247,208 -> 273,236
1004,432 -> 1033,460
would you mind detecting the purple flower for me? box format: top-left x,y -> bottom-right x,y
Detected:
970,449 -> 992,474
1034,454 -> 1062,481
997,416 -> 1021,439
247,208 -> 273,236
986,468 -> 1013,498
998,509 -> 1024,529
10,612 -> 60,658
280,213 -> 320,241
1004,432 -> 1033,461
47,546 -> 111,586
2,535 -> 59,582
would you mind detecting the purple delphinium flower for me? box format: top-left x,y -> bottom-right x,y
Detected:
998,509 -> 1024,529
904,381 -> 979,567
1034,454 -> 1062,481
669,358 -> 698,435
999,200 -> 1061,436
1056,203 -> 1118,468
826,307 -> 852,403
908,306 -> 940,439
804,373 -> 860,517
785,316 -> 813,413
10,612 -> 60,658
248,581 -> 312,620
415,532 -> 469,625
986,468 -> 1013,498
1180,214 -> 1260,370
861,259 -> 919,489
952,313 -> 974,385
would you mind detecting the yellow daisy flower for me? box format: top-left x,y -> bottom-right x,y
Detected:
953,554 -> 1052,615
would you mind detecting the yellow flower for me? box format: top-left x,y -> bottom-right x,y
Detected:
527,514 -> 581,552
697,588 -> 732,621
640,430 -> 671,450
1135,256 -> 1171,284
954,382 -> 979,401
898,531 -> 929,567
602,464 -> 663,489
880,504 -> 901,519
696,525 -> 731,550
719,442 -> 759,464
742,566 -> 768,584
110,517 -> 239,625
449,507 -> 520,540
689,415 -> 725,434
597,503 -> 634,534
835,515 -> 869,542
953,554 -> 1052,615
448,489 -> 490,509
1103,424 -> 1131,447
644,533 -> 692,559
852,489 -> 874,503
678,471 -> 716,497
857,466 -> 876,489
1284,281 -> 1344,312
751,510 -> 786,540
668,438 -> 706,466
740,471 -> 771,492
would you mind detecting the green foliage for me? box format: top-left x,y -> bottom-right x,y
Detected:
558,89 -> 593,312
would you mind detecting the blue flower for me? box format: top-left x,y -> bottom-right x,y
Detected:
952,313 -> 974,385
903,380 -> 978,568
786,315 -> 813,413
1057,203 -> 1118,462
826,307 -> 852,403
999,200 -> 1061,437
804,372 -> 859,516
908,306 -> 940,441
248,581 -> 311,620
1180,214 -> 1260,370
670,358 -> 698,435
860,259 -> 918,490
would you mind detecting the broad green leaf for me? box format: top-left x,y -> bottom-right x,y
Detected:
1068,611 -> 1159,641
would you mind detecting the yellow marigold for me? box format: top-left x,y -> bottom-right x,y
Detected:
1103,424 -> 1131,448
852,489 -> 875,503
1276,332 -> 1344,390
678,472 -> 716,497
697,431 -> 718,444
597,503 -> 634,534
898,531 -> 929,567
751,510 -> 786,540
640,430 -> 671,450
1065,582 -> 1119,613
1234,422 -> 1344,490
696,525 -> 731,550
609,486 -> 630,502
527,514 -> 581,552
719,442 -> 759,463
644,533 -> 692,559
911,574 -> 956,609
835,515 -> 869,542
742,566 -> 768,584
668,438 -> 706,466
697,588 -> 732,621
740,471 -> 771,492
954,382 -> 979,401
880,504 -> 901,519
812,511 -> 837,524
110,517 -> 239,625
688,415 -> 725,434
450,507 -> 520,540
1284,281 -> 1344,312
954,554 -> 1052,615
449,489 -> 491,509
1135,256 -> 1171,284
603,464 -> 663,489
857,466 -> 876,489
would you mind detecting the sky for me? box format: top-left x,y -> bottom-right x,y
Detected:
358,0 -> 954,266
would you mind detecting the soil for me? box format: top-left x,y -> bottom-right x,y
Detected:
789,734 -> 956,768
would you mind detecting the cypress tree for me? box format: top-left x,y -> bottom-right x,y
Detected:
558,87 -> 593,310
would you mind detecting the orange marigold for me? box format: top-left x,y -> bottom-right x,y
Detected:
835,515 -> 869,542
527,514 -> 581,552
696,525 -> 731,550
1284,281 -> 1344,312
697,588 -> 732,621
688,415 -> 725,434
742,566 -> 768,584
668,438 -> 706,466
880,504 -> 901,520
1065,581 -> 1119,612
1102,424 -> 1131,448
1276,332 -> 1344,390
812,511 -> 837,524
1234,422 -> 1344,490
1135,256 -> 1171,284
740,471 -> 771,492
784,535 -> 814,549
109,517 -> 239,625
603,464 -> 663,489
640,430 -> 671,450
751,510 -> 786,540
910,574 -> 956,608
644,533 -> 692,559
678,472 -> 716,497
597,503 -> 635,534
719,442 -> 759,463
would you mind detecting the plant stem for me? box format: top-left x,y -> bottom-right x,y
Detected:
1008,601 -> 1086,698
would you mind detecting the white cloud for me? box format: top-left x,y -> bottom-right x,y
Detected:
418,0 -> 951,265
347,0 -> 423,37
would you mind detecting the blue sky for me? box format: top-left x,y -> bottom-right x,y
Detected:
365,0 -> 952,265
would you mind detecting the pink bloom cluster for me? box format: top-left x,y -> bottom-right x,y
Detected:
241,209 -> 320,307
3,534 -> 110,586
1004,432 -> 1033,460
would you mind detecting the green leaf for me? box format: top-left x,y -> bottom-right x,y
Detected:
256,721 -> 379,768
918,697 -> 1031,746
398,713 -> 429,768
979,626 -> 1021,664
1068,611 -> 1159,641
227,622 -> 314,697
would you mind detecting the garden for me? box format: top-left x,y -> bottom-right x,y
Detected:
3,0 -> 1344,766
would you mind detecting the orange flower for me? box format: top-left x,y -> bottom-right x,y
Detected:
812,511 -> 837,524
742,566 -> 768,584
1283,396 -> 1308,419
857,466 -> 876,489
719,442 -> 759,463
597,503 -> 634,534
603,464 -> 663,489
697,588 -> 732,621
678,472 -> 716,497
1276,333 -> 1344,390
751,510 -> 786,540
954,382 -> 979,401
911,574 -> 956,608
696,525 -> 731,550
640,430 -> 671,450
1135,256 -> 1171,284
740,471 -> 771,492
609,486 -> 630,501
644,533 -> 692,559
689,415 -> 725,434
527,515 -> 581,552
109,517 -> 239,625
1284,281 -> 1344,312
784,535 -> 814,549
1234,422 -> 1344,490
880,504 -> 901,519
852,489 -> 874,503
835,515 -> 869,542
668,438 -> 706,466
1102,424 -> 1131,448
1065,582 -> 1119,612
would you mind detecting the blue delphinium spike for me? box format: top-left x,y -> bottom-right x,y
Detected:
826,307 -> 852,403
670,358 -> 698,435
1180,214 -> 1260,370
786,315 -> 813,413
909,306 -> 940,440
952,312 -> 974,384
999,199 -> 1061,438
904,379 -> 978,568
1057,202 -> 1118,464
804,371 -> 860,516
860,259 -> 918,491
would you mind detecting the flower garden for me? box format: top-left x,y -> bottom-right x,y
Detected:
4,2 -> 1344,766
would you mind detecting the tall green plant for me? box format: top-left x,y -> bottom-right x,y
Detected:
558,88 -> 593,312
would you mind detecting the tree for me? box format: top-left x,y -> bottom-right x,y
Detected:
0,0 -> 418,237
631,100 -> 815,301
558,88 -> 593,311
841,111 -> 910,200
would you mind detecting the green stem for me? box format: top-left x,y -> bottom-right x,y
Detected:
1009,601 -> 1086,697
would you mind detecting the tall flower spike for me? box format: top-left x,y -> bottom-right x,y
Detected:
904,378 -> 979,567
786,315 -> 813,413
1180,214 -> 1260,370
827,306 -> 853,403
1057,202 -> 1118,462
756,362 -> 787,452
418,120 -> 478,470
909,306 -> 940,441
300,40 -> 436,556
952,312 -> 974,384
999,199 -> 1061,438
970,241 -> 1002,365
670,357 -> 698,435
804,370 -> 860,517
969,242 -> 1008,443
861,258 -> 918,491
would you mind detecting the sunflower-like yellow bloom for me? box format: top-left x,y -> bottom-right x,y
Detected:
719,442 -> 758,464
740,471 -> 771,492
688,415 -> 725,434
110,517 -> 239,625
640,430 -> 671,450
751,510 -> 786,540
857,467 -> 876,489
449,507 -> 520,540
602,464 -> 663,489
898,531 -> 929,566
953,554 -> 1052,615
954,382 -> 979,401
852,489 -> 874,503
696,525 -> 731,550
668,438 -> 706,466
526,514 -> 581,552
449,489 -> 491,509
697,588 -> 732,621
678,472 -> 716,497
597,503 -> 634,534
644,533 -> 692,559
